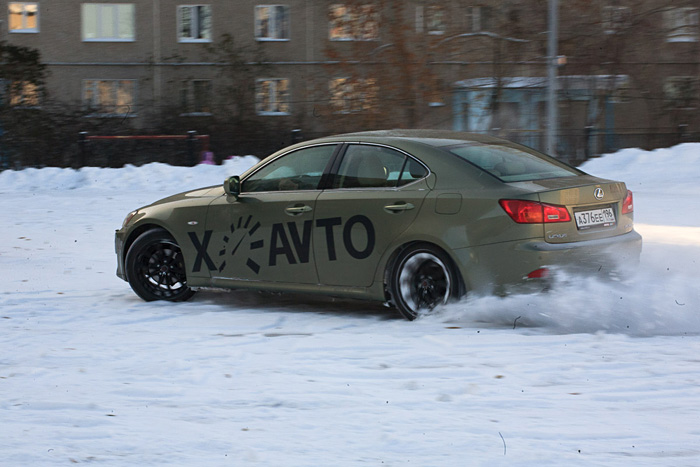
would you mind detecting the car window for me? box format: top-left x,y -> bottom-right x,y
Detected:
448,143 -> 581,182
334,145 -> 425,189
243,144 -> 336,192
398,157 -> 428,186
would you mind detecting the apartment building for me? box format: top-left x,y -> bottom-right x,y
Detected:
2,1 -> 700,162
3,1 -> 316,120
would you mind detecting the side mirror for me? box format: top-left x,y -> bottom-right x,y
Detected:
224,175 -> 241,198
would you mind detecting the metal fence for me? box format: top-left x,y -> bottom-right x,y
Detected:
1,128 -> 697,170
77,132 -> 211,168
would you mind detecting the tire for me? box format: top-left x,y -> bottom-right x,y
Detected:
125,229 -> 196,302
388,244 -> 461,320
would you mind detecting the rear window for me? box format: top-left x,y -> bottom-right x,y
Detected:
448,143 -> 582,182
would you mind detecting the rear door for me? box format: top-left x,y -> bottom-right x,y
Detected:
313,144 -> 431,287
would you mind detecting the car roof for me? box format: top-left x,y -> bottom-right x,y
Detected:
312,129 -> 511,148
247,129 -> 528,180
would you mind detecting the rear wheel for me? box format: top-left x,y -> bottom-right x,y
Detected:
388,244 -> 461,320
125,229 -> 195,302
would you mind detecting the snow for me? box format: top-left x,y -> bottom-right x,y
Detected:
1,146 -> 699,466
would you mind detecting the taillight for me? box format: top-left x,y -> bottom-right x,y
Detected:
499,199 -> 571,224
622,190 -> 634,214
526,267 -> 550,279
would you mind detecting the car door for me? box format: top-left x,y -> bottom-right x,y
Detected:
205,144 -> 338,284
313,143 -> 431,287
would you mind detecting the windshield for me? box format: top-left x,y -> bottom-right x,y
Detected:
448,143 -> 582,182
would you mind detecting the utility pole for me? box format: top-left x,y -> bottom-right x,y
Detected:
546,0 -> 558,157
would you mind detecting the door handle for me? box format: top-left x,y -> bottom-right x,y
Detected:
384,202 -> 415,212
285,205 -> 313,214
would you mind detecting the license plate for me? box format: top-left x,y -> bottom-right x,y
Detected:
575,207 -> 616,230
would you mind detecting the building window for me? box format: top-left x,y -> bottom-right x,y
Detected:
180,80 -> 212,115
330,78 -> 377,113
83,79 -> 136,116
664,77 -> 698,109
8,2 -> 38,33
255,5 -> 290,41
602,6 -> 630,34
466,6 -> 492,33
417,5 -> 447,35
178,5 -> 212,42
664,7 -> 699,42
329,4 -> 379,41
8,81 -> 40,107
82,4 -> 135,42
256,78 -> 290,115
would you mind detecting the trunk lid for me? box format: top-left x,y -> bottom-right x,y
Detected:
510,175 -> 633,244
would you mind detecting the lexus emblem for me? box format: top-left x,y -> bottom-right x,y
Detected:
594,187 -> 605,200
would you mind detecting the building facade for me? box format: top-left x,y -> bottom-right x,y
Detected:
2,0 -> 700,163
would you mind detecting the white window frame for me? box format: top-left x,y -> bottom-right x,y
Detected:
177,5 -> 212,43
329,4 -> 379,41
255,5 -> 290,41
415,6 -> 424,33
82,3 -> 135,42
180,79 -> 213,116
8,2 -> 39,33
83,79 -> 137,117
466,6 -> 490,33
425,5 -> 447,35
665,7 -> 699,43
256,78 -> 290,116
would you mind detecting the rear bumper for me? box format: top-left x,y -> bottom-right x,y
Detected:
523,229 -> 642,270
453,230 -> 642,294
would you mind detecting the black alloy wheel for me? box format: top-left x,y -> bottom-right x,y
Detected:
125,229 -> 196,302
389,243 -> 460,320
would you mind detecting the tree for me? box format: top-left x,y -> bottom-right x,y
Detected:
318,0 -> 538,134
319,0 -> 443,132
0,41 -> 47,168
558,0 -> 700,152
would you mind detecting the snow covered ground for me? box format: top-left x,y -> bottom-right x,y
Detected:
1,146 -> 699,466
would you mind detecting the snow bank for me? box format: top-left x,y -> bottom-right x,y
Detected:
581,143 -> 700,195
2,142 -> 698,195
0,156 -> 259,193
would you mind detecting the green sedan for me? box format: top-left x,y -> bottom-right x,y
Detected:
115,130 -> 642,320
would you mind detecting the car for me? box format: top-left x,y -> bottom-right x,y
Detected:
115,129 -> 642,320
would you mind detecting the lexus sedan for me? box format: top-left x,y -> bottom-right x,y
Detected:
115,130 -> 642,320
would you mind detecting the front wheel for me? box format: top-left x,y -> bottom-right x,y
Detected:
388,244 -> 461,320
125,229 -> 196,302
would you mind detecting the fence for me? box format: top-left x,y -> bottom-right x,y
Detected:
73,129 -> 308,168
1,128 -> 697,170
77,131 -> 211,168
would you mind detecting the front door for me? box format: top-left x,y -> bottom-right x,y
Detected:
206,144 -> 338,284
